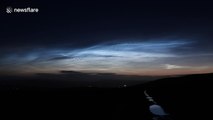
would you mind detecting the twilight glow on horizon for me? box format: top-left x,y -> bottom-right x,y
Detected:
1,39 -> 213,76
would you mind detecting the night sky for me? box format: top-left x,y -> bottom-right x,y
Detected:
1,0 -> 213,76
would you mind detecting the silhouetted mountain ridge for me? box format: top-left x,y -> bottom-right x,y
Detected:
132,73 -> 213,120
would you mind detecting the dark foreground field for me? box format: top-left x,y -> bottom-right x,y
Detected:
0,73 -> 212,120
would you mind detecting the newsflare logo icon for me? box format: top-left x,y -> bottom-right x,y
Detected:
6,6 -> 13,13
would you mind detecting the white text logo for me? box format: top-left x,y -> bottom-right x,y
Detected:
6,6 -> 39,13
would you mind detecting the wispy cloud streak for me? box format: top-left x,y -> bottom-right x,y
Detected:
1,40 -> 212,75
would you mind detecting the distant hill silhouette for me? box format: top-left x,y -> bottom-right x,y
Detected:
0,70 -> 161,88
133,73 -> 213,120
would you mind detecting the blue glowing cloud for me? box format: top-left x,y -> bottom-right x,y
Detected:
0,40 -> 213,75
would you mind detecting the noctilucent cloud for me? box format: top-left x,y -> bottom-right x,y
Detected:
1,1 -> 213,76
1,40 -> 213,75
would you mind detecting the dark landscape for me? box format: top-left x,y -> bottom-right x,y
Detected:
0,73 -> 212,120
